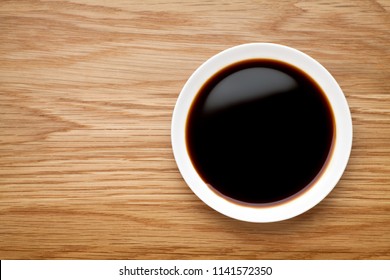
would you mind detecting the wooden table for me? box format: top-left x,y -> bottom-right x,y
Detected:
1,0 -> 389,260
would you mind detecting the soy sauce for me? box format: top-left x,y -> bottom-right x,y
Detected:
186,59 -> 335,204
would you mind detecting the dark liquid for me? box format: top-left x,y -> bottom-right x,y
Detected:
186,59 -> 335,204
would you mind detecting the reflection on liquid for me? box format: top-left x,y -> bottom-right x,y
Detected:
204,68 -> 298,114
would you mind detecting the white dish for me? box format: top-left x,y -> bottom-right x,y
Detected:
171,43 -> 353,223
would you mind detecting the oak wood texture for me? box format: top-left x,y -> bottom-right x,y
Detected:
1,0 -> 389,259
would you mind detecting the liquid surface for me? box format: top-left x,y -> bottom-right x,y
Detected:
186,59 -> 335,204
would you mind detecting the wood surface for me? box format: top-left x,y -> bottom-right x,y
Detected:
1,0 -> 389,260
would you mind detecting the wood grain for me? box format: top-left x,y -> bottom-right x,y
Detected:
1,0 -> 389,259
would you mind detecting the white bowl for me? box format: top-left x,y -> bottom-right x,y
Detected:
171,43 -> 352,223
